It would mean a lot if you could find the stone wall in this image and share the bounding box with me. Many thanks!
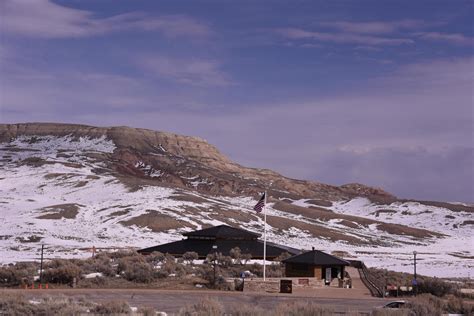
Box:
[242,277,326,293]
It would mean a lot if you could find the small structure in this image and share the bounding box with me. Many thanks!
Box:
[282,249,349,285]
[138,225,299,259]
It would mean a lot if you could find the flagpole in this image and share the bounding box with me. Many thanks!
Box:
[263,191,267,282]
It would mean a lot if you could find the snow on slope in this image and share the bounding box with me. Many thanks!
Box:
[292,198,473,277]
[1,135,473,277]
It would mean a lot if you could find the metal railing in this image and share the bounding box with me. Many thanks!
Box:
[348,260,384,297]
[359,262,384,297]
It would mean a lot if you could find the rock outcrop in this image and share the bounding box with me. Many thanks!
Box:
[0,122,396,201]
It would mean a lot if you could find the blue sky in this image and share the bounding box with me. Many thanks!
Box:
[1,0,473,202]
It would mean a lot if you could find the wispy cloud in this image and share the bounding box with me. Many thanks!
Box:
[276,28,413,46]
[137,55,232,87]
[320,20,424,34]
[1,0,211,39]
[414,32,473,45]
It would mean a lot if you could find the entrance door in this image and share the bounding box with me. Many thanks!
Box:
[325,267,332,284]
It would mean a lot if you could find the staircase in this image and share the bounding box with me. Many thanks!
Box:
[346,260,384,297]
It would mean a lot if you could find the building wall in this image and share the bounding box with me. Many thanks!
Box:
[285,263,346,281]
[285,263,315,277]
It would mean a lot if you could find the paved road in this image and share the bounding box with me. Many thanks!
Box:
[4,289,392,314]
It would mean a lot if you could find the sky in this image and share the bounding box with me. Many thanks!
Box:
[0,0,473,202]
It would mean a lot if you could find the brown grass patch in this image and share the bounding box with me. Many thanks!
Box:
[272,201,337,221]
[109,210,130,217]
[371,209,397,217]
[37,203,82,220]
[74,181,88,188]
[449,252,474,259]
[15,235,43,243]
[273,200,440,239]
[376,223,441,238]
[20,157,55,167]
[86,175,100,180]
[120,210,194,231]
[306,199,333,207]
[408,200,474,213]
[338,220,361,229]
[61,162,83,168]
[266,215,366,245]
[43,173,79,180]
[172,193,210,204]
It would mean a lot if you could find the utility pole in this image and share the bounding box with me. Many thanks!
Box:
[212,245,217,288]
[413,251,417,296]
[39,244,44,284]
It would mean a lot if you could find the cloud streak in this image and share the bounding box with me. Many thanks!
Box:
[1,0,211,39]
[137,55,232,87]
[414,32,473,45]
[276,27,414,46]
[320,20,424,34]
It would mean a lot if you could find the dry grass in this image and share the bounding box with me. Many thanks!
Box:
[272,200,441,240]
[305,199,333,207]
[172,193,210,204]
[37,203,81,220]
[266,214,366,245]
[0,293,161,315]
[120,210,193,232]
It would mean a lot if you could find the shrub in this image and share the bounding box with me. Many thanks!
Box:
[217,254,233,268]
[145,251,165,266]
[109,249,137,260]
[137,306,157,316]
[274,301,335,316]
[371,309,410,316]
[178,297,223,316]
[274,252,292,262]
[195,264,214,283]
[91,300,131,314]
[183,251,199,265]
[0,293,38,315]
[241,253,252,265]
[42,259,81,284]
[0,263,36,286]
[117,252,146,274]
[249,262,263,277]
[230,247,242,265]
[445,295,473,314]
[0,293,89,315]
[77,276,107,288]
[417,277,454,297]
[406,300,442,315]
[227,303,267,315]
[156,254,186,278]
[123,261,154,283]
[81,255,115,277]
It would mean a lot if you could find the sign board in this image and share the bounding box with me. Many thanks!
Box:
[298,279,309,285]
[412,279,417,285]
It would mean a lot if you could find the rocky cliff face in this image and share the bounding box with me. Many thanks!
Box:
[0,123,395,201]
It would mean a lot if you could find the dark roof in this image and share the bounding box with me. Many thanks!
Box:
[138,238,299,259]
[282,250,350,266]
[182,225,260,240]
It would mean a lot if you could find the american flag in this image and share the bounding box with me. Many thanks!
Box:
[253,192,266,213]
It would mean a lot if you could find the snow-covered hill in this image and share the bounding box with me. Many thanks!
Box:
[1,123,472,278]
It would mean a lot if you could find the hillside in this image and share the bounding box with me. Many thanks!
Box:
[0,123,472,277]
